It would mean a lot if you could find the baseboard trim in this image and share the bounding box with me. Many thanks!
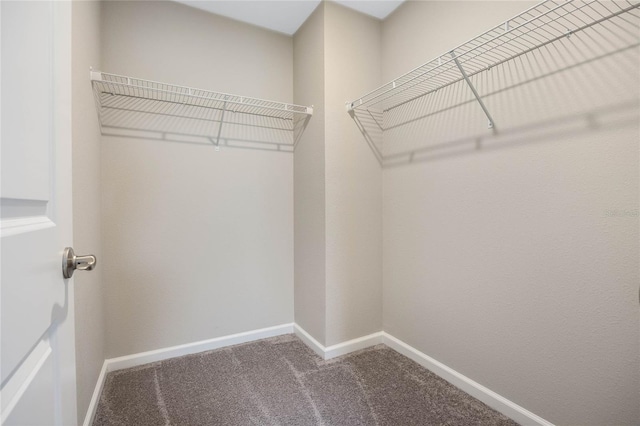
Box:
[106,323,294,373]
[294,324,383,360]
[82,323,294,425]
[325,332,384,359]
[382,333,553,426]
[293,324,325,358]
[83,324,551,426]
[82,360,108,426]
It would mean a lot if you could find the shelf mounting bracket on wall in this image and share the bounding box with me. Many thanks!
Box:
[450,50,496,131]
[215,96,228,151]
[367,109,383,131]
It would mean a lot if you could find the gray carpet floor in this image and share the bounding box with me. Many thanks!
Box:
[94,334,518,425]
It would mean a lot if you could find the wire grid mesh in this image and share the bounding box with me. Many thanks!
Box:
[349,0,640,114]
[347,0,640,165]
[92,72,312,150]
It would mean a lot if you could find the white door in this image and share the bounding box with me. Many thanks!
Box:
[1,1,78,425]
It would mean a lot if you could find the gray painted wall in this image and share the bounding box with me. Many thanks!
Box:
[381,2,639,424]
[293,4,327,345]
[71,1,104,422]
[74,2,638,423]
[323,2,382,346]
[101,0,295,357]
[293,2,382,346]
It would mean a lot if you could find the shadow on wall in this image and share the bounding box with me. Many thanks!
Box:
[351,7,640,168]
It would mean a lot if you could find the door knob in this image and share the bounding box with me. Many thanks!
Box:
[62,247,97,279]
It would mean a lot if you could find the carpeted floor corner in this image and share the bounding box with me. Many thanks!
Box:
[93,334,518,425]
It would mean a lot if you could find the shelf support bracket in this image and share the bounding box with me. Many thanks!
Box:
[215,97,228,151]
[450,51,496,131]
[367,109,384,131]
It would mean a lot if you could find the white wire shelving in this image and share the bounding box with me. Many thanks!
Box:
[347,0,640,131]
[91,71,313,152]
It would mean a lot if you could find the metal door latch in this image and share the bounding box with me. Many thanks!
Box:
[62,247,97,279]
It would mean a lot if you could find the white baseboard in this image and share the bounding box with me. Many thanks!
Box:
[294,324,383,360]
[325,332,383,359]
[293,324,325,358]
[82,360,108,426]
[382,333,553,426]
[106,323,294,372]
[82,323,294,425]
[83,323,551,426]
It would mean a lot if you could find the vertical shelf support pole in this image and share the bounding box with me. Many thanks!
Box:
[450,51,495,130]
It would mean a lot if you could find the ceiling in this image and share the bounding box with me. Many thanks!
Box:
[175,1,405,35]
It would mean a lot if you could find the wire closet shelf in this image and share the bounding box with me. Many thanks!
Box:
[91,71,313,151]
[346,0,640,128]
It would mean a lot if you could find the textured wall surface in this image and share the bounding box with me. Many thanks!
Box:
[87,3,638,424]
[293,4,327,345]
[101,0,294,357]
[323,2,383,346]
[71,0,105,422]
[381,2,639,424]
[293,2,382,346]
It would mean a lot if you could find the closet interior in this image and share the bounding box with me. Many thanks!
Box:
[69,0,640,425]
